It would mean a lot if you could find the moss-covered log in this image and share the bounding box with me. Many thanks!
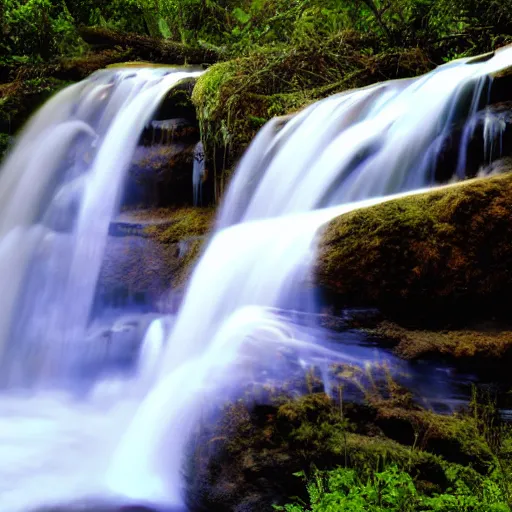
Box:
[316,172,512,324]
[78,27,219,65]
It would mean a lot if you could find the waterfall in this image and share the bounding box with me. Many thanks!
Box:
[0,46,511,511]
[0,67,202,384]
[107,47,512,506]
[0,66,202,511]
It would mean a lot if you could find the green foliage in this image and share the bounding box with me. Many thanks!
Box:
[64,0,146,33]
[2,0,511,68]
[0,133,12,162]
[276,463,511,512]
[94,0,512,58]
[275,391,512,512]
[0,0,80,63]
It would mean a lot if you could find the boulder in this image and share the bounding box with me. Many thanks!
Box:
[316,171,512,325]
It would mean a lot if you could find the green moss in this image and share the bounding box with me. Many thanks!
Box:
[374,406,492,467]
[195,391,505,511]
[316,173,512,323]
[192,37,432,196]
[367,320,512,360]
[139,207,214,287]
[188,370,512,511]
[0,77,72,134]
[100,208,213,295]
[141,207,214,244]
[192,60,239,149]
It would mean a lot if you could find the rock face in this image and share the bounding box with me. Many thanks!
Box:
[122,76,215,208]
[97,208,214,308]
[316,171,512,324]
[433,102,512,182]
[123,143,198,207]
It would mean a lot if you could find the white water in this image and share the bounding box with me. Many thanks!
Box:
[0,67,202,384]
[108,46,512,506]
[0,66,202,510]
[0,47,511,511]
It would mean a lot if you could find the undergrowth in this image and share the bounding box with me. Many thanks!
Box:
[275,463,510,512]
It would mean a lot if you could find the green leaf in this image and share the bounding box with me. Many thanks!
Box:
[158,16,171,38]
[232,7,251,25]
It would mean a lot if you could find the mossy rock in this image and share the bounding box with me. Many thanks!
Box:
[189,392,496,511]
[98,207,213,304]
[366,320,512,365]
[373,406,491,468]
[316,172,512,324]
[0,77,72,134]
[191,35,432,193]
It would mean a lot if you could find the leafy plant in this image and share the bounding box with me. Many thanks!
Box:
[275,463,511,512]
[1,0,80,63]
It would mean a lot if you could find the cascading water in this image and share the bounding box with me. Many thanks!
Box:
[0,46,512,512]
[0,66,203,386]
[107,47,512,506]
[0,66,203,510]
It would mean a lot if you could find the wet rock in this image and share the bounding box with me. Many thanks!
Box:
[359,318,512,383]
[98,208,213,306]
[140,119,198,147]
[433,102,512,182]
[123,143,198,208]
[368,320,512,360]
[97,234,179,305]
[154,77,198,122]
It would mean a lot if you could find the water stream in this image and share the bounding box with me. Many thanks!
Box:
[0,48,512,511]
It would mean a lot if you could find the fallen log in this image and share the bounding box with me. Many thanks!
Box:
[78,26,219,65]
